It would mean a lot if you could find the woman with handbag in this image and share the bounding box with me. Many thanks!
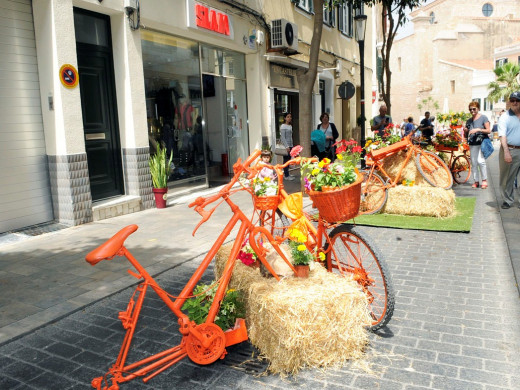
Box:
[464,101,491,189]
[280,112,294,180]
[317,113,339,160]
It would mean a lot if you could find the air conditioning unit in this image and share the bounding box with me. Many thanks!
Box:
[270,19,298,51]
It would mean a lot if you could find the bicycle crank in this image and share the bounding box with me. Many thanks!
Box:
[185,323,227,365]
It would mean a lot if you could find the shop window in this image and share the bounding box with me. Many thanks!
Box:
[141,31,204,183]
[429,12,435,24]
[482,3,493,17]
[450,80,455,94]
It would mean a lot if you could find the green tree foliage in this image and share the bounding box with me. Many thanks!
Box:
[417,96,440,113]
[487,62,520,103]
[297,0,425,155]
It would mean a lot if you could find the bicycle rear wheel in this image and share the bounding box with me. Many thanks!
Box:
[324,225,394,331]
[415,150,453,189]
[359,170,388,215]
[451,155,471,184]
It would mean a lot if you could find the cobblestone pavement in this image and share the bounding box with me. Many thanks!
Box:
[1,152,520,389]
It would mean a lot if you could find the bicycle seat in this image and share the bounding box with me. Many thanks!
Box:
[86,225,138,265]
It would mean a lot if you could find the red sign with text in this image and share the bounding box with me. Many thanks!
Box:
[195,4,230,36]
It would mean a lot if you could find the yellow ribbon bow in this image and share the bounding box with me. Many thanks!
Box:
[278,192,310,243]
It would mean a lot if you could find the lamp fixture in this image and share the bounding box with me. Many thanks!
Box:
[124,0,140,30]
[354,14,367,42]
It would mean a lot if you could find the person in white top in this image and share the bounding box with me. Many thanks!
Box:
[280,112,294,180]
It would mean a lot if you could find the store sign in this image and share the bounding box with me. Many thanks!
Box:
[269,64,299,90]
[187,0,234,39]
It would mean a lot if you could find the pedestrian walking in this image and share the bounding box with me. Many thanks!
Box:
[498,92,520,209]
[464,101,491,189]
[316,112,339,160]
[280,112,295,180]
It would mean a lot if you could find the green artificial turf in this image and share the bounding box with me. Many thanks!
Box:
[346,197,476,232]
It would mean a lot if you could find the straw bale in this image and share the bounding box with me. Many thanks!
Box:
[381,151,429,186]
[215,243,371,375]
[382,186,455,217]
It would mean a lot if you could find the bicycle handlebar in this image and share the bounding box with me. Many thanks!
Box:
[188,150,262,233]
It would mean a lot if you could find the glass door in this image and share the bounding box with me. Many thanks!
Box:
[201,45,248,181]
[225,78,248,174]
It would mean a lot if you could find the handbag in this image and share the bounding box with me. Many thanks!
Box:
[481,137,494,159]
[468,132,485,145]
[274,140,288,156]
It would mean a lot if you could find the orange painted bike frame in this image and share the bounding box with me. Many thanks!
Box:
[86,150,361,389]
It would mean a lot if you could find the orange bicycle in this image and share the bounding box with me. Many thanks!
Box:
[360,135,453,214]
[433,133,471,184]
[85,150,394,389]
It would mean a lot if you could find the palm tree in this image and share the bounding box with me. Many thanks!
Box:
[487,62,520,103]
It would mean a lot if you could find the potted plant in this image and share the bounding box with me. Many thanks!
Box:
[149,143,173,208]
[288,239,313,278]
[181,283,246,331]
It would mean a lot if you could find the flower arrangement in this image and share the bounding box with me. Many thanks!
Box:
[237,238,258,266]
[289,240,313,265]
[436,111,471,127]
[286,226,325,264]
[182,284,245,331]
[433,129,460,147]
[300,140,361,192]
[251,176,278,197]
[364,133,401,153]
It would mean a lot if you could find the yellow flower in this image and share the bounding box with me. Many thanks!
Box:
[318,252,326,261]
[312,168,320,175]
[297,244,306,251]
[227,289,236,294]
[336,154,343,160]
[323,158,331,164]
[318,160,325,168]
[265,177,270,182]
[365,140,372,147]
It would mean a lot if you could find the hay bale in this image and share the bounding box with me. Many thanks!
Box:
[381,151,429,186]
[382,186,455,217]
[215,244,371,375]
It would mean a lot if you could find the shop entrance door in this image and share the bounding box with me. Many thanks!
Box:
[203,75,249,184]
[274,90,300,146]
[75,9,123,201]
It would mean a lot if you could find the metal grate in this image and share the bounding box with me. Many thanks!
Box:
[1,221,69,237]
[219,342,269,374]
[271,19,282,47]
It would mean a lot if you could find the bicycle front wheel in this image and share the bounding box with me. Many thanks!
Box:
[359,170,388,215]
[415,150,453,189]
[324,225,394,331]
[451,155,471,184]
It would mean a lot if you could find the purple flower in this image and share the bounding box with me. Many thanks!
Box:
[304,177,311,191]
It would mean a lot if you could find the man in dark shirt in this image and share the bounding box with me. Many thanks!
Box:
[418,111,434,143]
[371,105,392,136]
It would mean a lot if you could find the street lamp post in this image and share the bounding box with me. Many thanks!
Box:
[354,14,367,168]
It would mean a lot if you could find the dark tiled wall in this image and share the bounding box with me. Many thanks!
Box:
[122,147,154,210]
[48,154,92,226]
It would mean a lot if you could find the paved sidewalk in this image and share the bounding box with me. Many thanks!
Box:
[1,151,520,389]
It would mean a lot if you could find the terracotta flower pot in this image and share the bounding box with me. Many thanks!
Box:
[294,264,310,278]
[152,187,168,208]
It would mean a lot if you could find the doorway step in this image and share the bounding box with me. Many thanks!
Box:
[92,195,142,221]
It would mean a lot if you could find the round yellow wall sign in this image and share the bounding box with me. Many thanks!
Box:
[59,64,79,88]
